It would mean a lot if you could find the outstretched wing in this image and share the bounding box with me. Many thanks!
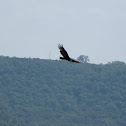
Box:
[58,44,70,59]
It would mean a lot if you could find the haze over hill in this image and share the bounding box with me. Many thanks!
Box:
[0,56,126,126]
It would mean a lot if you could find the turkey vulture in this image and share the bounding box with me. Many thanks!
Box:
[58,44,80,63]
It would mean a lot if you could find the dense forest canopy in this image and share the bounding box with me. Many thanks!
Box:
[0,56,126,126]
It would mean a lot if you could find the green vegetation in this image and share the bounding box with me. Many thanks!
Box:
[0,56,126,126]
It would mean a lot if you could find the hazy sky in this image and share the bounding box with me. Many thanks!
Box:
[0,0,126,64]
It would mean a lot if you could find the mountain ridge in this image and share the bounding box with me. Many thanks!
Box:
[0,56,126,126]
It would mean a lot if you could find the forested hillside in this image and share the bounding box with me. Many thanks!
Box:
[0,56,126,126]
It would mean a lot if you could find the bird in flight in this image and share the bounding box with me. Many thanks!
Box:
[58,44,80,63]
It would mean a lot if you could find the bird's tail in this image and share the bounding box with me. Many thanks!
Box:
[71,59,80,63]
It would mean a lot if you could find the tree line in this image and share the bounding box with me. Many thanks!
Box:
[0,56,126,126]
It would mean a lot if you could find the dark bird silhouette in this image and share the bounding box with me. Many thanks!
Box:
[58,44,80,63]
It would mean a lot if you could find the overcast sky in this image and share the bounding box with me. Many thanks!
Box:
[0,0,126,64]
